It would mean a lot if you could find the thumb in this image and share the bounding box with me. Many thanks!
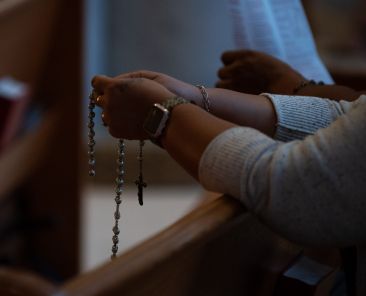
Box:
[91,75,115,94]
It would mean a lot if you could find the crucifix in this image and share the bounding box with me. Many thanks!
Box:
[135,140,147,206]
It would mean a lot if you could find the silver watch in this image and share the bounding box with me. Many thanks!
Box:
[143,96,189,140]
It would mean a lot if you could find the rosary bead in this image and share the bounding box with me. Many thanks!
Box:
[116,169,125,176]
[112,235,119,244]
[115,177,124,185]
[88,170,96,177]
[111,245,118,254]
[88,159,96,166]
[114,211,120,220]
[115,197,122,204]
[113,226,120,235]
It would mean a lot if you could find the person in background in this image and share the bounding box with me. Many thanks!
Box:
[216,49,365,101]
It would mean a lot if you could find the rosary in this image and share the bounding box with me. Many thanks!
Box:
[87,84,208,259]
[88,90,146,259]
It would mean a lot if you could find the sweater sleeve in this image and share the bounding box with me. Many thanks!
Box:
[262,93,366,141]
[199,95,366,246]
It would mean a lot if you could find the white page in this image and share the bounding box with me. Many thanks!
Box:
[227,0,333,83]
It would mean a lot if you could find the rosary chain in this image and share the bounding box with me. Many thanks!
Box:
[135,140,147,206]
[88,92,97,176]
[88,89,146,261]
[111,139,125,259]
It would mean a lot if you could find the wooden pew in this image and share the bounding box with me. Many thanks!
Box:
[0,195,340,296]
[0,0,82,279]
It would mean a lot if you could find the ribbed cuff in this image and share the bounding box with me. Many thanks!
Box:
[262,93,338,142]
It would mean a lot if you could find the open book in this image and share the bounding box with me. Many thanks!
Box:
[227,0,334,84]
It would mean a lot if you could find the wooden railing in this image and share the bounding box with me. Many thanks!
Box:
[0,195,341,296]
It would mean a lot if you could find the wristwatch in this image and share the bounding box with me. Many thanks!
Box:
[143,96,190,142]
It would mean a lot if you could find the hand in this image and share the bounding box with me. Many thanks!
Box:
[114,70,204,106]
[216,50,305,94]
[91,75,175,140]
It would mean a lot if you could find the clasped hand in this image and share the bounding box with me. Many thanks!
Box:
[216,50,304,94]
[91,71,204,140]
[91,76,172,139]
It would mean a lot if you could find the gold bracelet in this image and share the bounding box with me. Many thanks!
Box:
[293,79,324,94]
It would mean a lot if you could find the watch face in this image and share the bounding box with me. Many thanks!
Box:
[143,104,169,138]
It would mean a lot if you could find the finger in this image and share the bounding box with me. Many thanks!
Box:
[217,66,232,79]
[91,75,115,94]
[217,62,241,79]
[215,79,233,89]
[221,49,252,65]
[114,70,159,80]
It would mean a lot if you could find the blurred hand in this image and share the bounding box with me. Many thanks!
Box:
[91,75,175,139]
[216,50,305,94]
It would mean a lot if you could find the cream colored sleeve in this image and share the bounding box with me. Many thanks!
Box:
[262,93,366,141]
[199,95,366,246]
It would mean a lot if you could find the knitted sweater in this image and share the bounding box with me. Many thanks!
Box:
[199,94,366,295]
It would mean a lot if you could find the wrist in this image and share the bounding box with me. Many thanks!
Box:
[293,79,324,95]
[271,75,305,95]
[143,96,190,147]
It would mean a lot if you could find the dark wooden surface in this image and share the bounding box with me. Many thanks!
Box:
[0,267,55,296]
[0,195,340,295]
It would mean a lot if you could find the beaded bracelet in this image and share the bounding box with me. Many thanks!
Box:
[293,79,324,94]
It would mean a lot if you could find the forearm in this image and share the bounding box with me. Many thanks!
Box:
[195,88,277,137]
[295,84,362,101]
[199,101,366,246]
[161,103,236,180]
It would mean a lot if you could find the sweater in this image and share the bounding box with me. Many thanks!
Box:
[199,94,366,295]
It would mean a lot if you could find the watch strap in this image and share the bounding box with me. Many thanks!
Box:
[160,96,190,112]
